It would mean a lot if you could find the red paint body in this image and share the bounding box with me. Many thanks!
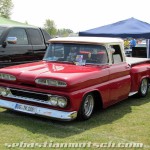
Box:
[0,37,150,120]
[0,59,149,113]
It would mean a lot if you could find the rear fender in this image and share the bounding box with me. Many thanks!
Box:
[130,65,150,92]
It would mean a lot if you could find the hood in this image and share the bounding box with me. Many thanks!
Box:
[0,61,108,90]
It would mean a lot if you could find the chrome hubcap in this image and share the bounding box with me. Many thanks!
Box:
[84,95,94,117]
[141,79,148,94]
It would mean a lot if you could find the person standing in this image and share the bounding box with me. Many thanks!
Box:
[130,38,136,48]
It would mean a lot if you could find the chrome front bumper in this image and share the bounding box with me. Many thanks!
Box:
[0,99,77,121]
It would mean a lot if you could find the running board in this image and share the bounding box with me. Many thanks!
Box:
[129,91,138,96]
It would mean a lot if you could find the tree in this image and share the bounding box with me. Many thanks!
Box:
[57,28,73,37]
[44,19,75,37]
[44,19,57,37]
[0,0,13,19]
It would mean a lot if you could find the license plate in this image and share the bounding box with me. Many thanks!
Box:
[15,103,37,114]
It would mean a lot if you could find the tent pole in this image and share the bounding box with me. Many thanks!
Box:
[146,39,150,58]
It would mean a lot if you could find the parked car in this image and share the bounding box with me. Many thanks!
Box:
[0,24,51,68]
[0,37,150,121]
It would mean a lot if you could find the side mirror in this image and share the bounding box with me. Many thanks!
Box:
[6,37,17,44]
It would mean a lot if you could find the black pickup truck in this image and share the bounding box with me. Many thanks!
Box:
[0,25,51,68]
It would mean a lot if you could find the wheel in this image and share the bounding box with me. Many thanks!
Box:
[77,93,95,120]
[137,78,149,97]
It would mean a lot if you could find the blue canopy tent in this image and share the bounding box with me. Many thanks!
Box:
[79,18,150,38]
[79,18,150,57]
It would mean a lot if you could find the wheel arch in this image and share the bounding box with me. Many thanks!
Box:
[137,77,149,97]
[77,89,103,120]
[82,90,103,110]
[131,73,149,92]
[138,76,149,89]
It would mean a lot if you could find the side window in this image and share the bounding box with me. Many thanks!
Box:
[7,28,28,45]
[27,29,44,45]
[41,29,51,42]
[111,45,123,64]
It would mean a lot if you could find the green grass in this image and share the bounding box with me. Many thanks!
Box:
[0,92,150,150]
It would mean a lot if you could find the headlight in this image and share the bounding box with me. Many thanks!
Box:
[0,73,16,81]
[57,97,67,108]
[35,78,67,87]
[48,95,68,108]
[49,96,58,106]
[0,87,11,96]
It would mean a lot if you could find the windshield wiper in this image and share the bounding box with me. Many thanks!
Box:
[60,60,76,65]
[43,59,76,64]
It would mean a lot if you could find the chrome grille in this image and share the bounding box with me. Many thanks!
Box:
[11,89,48,101]
[6,88,52,105]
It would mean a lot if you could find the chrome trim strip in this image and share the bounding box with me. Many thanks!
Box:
[129,91,138,96]
[0,99,77,121]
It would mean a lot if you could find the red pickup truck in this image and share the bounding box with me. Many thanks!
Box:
[0,37,149,121]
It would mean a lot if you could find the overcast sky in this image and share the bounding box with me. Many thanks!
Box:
[11,0,150,32]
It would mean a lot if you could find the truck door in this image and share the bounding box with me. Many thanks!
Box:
[108,45,131,104]
[26,28,47,60]
[0,27,33,67]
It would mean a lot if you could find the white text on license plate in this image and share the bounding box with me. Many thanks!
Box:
[15,104,37,114]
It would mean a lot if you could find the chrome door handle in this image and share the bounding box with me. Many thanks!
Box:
[125,66,130,69]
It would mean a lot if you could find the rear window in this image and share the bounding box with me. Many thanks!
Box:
[41,29,51,42]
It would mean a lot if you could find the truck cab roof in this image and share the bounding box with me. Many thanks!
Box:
[49,37,124,45]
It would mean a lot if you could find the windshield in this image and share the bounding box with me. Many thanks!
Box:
[0,27,7,37]
[43,43,108,65]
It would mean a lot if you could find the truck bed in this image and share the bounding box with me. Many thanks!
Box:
[126,57,150,66]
